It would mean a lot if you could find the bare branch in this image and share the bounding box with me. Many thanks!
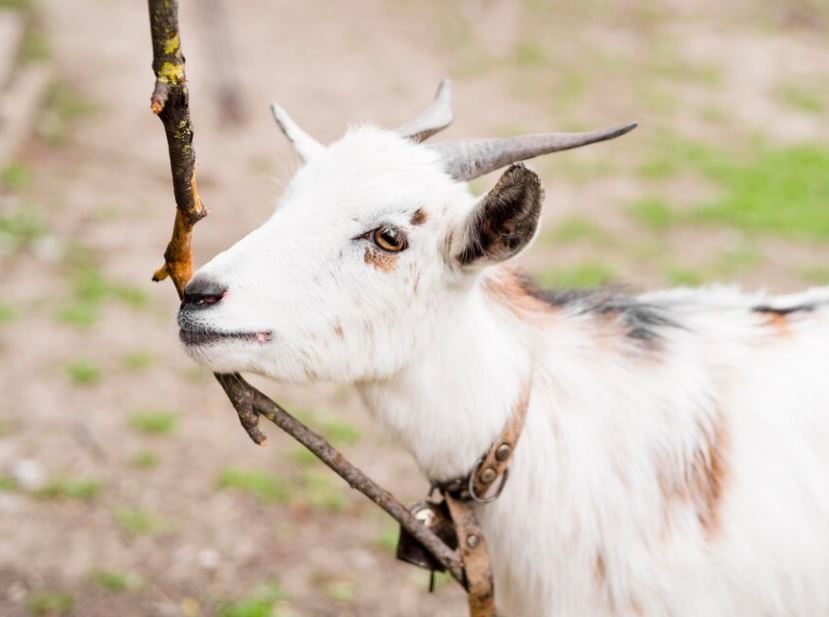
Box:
[147,0,465,589]
[215,373,465,583]
[148,0,207,296]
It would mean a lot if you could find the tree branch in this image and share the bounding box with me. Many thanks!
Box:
[147,0,464,587]
[148,0,207,296]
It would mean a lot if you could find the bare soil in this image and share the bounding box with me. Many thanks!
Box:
[1,1,828,615]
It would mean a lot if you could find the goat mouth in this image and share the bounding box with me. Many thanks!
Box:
[179,328,273,347]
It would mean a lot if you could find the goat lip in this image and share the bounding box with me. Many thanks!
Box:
[179,328,273,347]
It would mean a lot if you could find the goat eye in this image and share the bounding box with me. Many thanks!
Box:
[373,224,407,252]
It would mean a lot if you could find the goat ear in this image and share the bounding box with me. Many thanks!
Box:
[454,164,544,267]
[270,104,325,162]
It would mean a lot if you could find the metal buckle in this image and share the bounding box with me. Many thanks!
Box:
[468,467,509,504]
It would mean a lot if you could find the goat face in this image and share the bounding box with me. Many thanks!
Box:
[177,81,633,383]
[180,127,480,382]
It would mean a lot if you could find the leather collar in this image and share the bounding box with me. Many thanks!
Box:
[434,377,532,503]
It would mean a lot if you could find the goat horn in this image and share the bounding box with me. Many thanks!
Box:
[430,122,638,181]
[270,103,325,163]
[396,79,454,144]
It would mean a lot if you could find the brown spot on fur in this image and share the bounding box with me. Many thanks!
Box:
[334,322,343,338]
[363,247,398,273]
[765,311,791,336]
[410,208,427,226]
[695,417,728,535]
[659,412,728,539]
[482,268,556,317]
[594,551,607,585]
[753,304,817,337]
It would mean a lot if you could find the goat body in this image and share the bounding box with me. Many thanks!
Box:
[177,84,829,616]
[362,272,829,616]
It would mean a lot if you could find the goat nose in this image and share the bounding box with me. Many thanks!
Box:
[182,278,227,310]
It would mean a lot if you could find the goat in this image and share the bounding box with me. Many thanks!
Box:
[177,81,829,617]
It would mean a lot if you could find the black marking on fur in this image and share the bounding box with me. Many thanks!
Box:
[594,299,682,342]
[517,272,683,344]
[457,164,543,266]
[751,304,816,316]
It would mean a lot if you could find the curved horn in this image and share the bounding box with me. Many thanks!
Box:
[396,79,454,144]
[270,103,325,162]
[430,122,638,181]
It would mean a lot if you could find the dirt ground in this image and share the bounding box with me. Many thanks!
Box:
[1,1,828,615]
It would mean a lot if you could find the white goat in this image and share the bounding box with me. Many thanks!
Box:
[178,81,829,617]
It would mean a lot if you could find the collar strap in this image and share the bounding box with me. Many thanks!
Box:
[436,377,532,503]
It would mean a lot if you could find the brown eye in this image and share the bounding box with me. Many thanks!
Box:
[373,224,408,252]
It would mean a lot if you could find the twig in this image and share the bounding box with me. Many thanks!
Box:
[146,0,464,587]
[148,0,207,296]
[215,373,465,582]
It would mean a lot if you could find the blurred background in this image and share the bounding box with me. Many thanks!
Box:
[1,0,828,615]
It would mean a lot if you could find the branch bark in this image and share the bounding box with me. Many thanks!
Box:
[146,0,464,588]
[148,0,207,296]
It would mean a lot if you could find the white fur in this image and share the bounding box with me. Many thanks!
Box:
[183,126,829,616]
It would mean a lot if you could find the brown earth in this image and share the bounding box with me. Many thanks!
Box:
[1,0,828,615]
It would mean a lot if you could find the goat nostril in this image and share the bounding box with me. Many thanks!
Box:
[182,278,227,310]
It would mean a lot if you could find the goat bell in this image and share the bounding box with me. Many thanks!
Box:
[396,499,458,572]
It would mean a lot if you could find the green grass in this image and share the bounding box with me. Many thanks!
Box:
[21,28,50,63]
[711,242,762,276]
[662,265,706,286]
[0,419,14,437]
[91,570,142,592]
[130,450,160,470]
[40,82,96,145]
[691,145,829,239]
[628,197,678,231]
[0,205,47,253]
[422,571,454,592]
[113,507,171,536]
[544,215,610,244]
[120,350,155,372]
[56,268,149,330]
[293,410,361,446]
[217,468,292,504]
[0,0,33,9]
[72,268,150,309]
[325,581,355,605]
[637,133,717,180]
[35,477,102,501]
[26,592,73,616]
[376,522,399,553]
[128,410,178,436]
[536,262,615,289]
[218,582,284,617]
[1,162,30,191]
[553,71,590,111]
[0,475,18,491]
[513,42,547,67]
[776,82,825,114]
[288,447,319,468]
[299,472,348,512]
[56,302,99,328]
[65,360,101,386]
[0,303,17,323]
[640,135,829,240]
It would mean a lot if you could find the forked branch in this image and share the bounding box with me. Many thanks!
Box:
[146,0,464,587]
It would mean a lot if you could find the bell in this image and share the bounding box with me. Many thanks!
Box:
[396,499,458,572]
